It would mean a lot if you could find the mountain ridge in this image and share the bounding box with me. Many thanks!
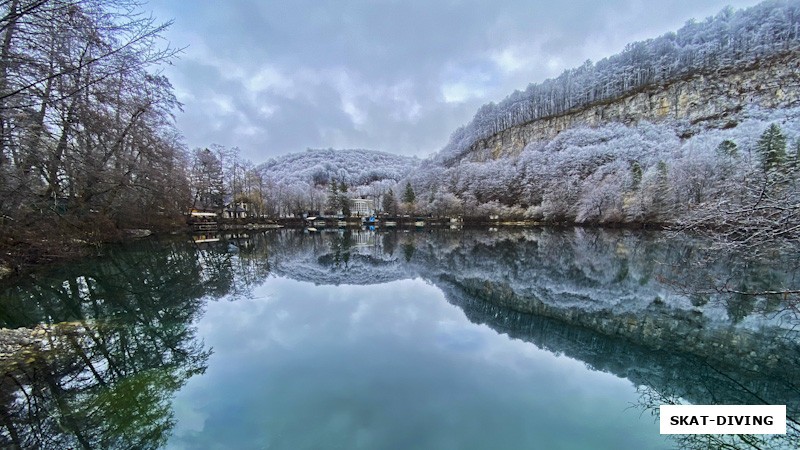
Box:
[258,147,419,187]
[435,0,800,165]
[449,47,800,165]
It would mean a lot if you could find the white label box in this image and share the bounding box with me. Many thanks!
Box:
[660,405,786,434]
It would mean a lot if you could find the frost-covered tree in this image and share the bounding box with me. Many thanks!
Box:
[437,0,800,165]
[717,139,739,157]
[191,149,225,210]
[382,188,398,216]
[757,123,788,173]
[326,178,339,214]
[402,182,416,204]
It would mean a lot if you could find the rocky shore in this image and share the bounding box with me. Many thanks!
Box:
[0,323,87,371]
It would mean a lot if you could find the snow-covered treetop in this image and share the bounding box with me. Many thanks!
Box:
[437,0,800,164]
[258,148,419,187]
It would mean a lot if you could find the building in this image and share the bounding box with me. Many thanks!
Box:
[350,198,374,217]
[189,200,218,220]
[225,201,250,219]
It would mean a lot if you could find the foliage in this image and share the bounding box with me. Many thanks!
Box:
[437,0,800,164]
[716,139,738,157]
[756,123,788,173]
[0,0,187,264]
[382,188,397,216]
[253,148,418,217]
[402,182,416,204]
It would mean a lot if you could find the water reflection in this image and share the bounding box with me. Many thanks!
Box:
[168,278,667,449]
[0,239,224,448]
[263,228,800,449]
[0,229,797,449]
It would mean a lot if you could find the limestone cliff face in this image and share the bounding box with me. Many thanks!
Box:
[440,275,796,380]
[463,51,800,163]
[439,278,800,410]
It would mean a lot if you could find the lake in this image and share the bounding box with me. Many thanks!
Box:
[1,228,798,449]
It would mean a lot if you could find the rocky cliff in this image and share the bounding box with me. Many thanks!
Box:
[461,49,800,163]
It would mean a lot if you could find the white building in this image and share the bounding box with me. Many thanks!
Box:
[350,198,374,216]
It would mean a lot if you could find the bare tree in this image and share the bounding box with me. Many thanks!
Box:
[0,0,186,263]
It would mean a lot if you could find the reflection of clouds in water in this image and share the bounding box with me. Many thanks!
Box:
[167,275,666,449]
[434,320,486,352]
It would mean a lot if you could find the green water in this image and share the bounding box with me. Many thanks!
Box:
[1,228,798,449]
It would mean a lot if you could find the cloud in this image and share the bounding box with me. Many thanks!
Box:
[153,0,762,162]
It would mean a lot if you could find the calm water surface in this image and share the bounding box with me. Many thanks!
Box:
[168,278,661,449]
[1,228,798,449]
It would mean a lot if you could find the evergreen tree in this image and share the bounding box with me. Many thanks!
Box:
[630,161,643,190]
[402,182,416,204]
[382,189,398,215]
[326,178,339,214]
[340,193,351,217]
[716,139,738,157]
[192,149,226,209]
[337,179,350,216]
[756,124,787,173]
[716,140,738,180]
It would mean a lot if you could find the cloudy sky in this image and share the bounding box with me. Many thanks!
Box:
[151,0,760,163]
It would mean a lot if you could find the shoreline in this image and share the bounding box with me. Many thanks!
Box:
[0,216,771,282]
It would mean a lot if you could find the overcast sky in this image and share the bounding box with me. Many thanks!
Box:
[151,0,761,163]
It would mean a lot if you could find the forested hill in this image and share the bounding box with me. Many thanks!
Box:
[437,0,800,165]
[258,148,418,187]
[399,0,800,234]
[3,0,800,270]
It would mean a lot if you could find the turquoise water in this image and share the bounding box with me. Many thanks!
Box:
[1,228,797,449]
[167,277,665,449]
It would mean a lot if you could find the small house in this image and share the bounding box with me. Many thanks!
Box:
[225,201,250,219]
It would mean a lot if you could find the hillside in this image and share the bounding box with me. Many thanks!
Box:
[398,0,800,232]
[246,148,420,217]
[437,0,800,165]
[258,148,419,187]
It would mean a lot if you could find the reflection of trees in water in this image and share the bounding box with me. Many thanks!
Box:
[223,232,272,298]
[440,275,800,450]
[402,243,415,262]
[260,227,800,334]
[0,237,261,448]
[637,384,800,450]
[321,230,352,269]
[238,228,800,450]
[656,232,800,324]
[285,227,800,450]
[1,328,208,449]
[2,228,796,448]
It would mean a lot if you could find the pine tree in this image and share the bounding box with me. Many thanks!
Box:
[756,124,787,173]
[716,139,738,157]
[402,182,416,204]
[382,189,397,216]
[192,148,226,210]
[337,180,350,217]
[326,178,339,214]
[340,193,351,217]
[630,161,643,190]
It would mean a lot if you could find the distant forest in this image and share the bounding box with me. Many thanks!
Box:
[2,0,800,267]
[438,0,800,163]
